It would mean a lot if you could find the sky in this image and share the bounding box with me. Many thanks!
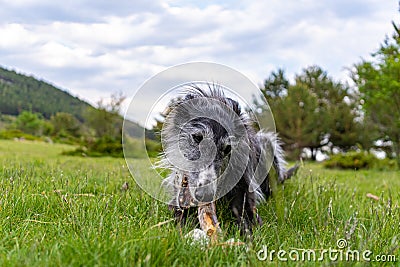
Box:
[0,0,398,126]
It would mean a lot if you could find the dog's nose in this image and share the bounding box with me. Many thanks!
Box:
[194,186,214,203]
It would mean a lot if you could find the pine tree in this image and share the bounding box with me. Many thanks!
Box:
[353,20,400,167]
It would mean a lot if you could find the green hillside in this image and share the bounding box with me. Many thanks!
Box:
[0,66,93,121]
[0,66,145,139]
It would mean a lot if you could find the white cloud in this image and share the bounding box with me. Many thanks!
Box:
[0,23,39,49]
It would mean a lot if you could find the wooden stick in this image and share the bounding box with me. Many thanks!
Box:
[198,202,221,243]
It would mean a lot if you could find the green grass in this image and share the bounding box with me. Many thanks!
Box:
[0,140,399,266]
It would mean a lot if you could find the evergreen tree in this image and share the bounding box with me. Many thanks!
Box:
[50,112,81,138]
[14,111,43,136]
[353,21,400,167]
[261,66,361,160]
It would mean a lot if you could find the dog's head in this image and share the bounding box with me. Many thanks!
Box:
[161,86,252,205]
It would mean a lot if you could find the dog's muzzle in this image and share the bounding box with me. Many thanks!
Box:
[193,164,217,203]
[178,164,217,207]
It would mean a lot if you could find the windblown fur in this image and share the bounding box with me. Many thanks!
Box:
[160,85,298,236]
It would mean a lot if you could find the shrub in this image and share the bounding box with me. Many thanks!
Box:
[90,136,123,157]
[0,129,40,141]
[323,151,397,170]
[62,135,123,158]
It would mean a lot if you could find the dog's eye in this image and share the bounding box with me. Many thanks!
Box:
[192,133,203,143]
[224,144,231,155]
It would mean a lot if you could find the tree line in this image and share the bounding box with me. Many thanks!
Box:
[0,93,131,157]
[258,21,400,167]
[0,67,93,121]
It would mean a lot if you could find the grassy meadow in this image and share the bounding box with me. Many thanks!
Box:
[0,140,398,266]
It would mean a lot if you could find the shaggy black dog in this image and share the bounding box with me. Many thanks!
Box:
[161,85,298,236]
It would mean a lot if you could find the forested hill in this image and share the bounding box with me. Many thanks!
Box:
[0,66,93,121]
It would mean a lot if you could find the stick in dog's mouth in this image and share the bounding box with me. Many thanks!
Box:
[177,171,221,241]
[198,202,221,242]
